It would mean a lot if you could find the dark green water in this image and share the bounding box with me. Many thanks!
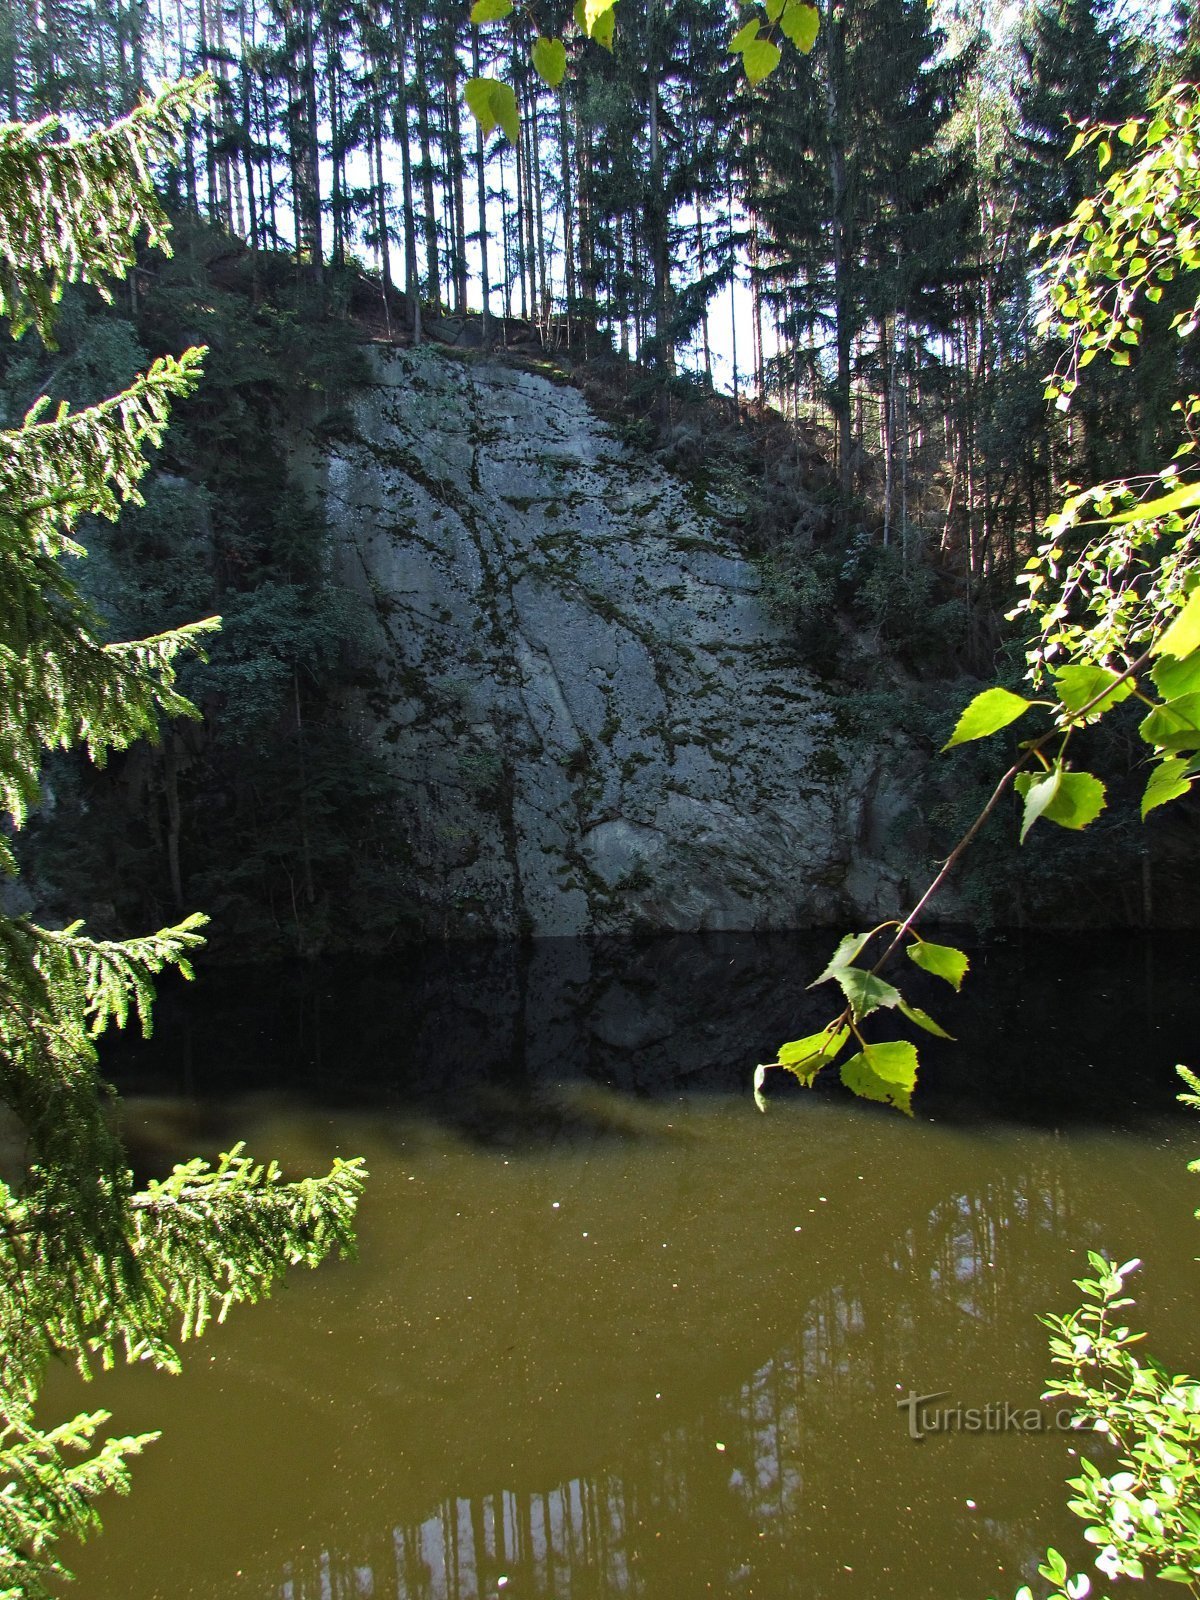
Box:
[50,933,1200,1600]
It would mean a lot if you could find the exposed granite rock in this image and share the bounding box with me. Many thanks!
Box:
[324,348,927,937]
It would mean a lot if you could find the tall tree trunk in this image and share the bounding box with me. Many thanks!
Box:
[558,91,575,319]
[299,0,323,281]
[824,8,853,522]
[446,40,469,313]
[391,8,423,344]
[416,28,440,306]
[472,35,491,344]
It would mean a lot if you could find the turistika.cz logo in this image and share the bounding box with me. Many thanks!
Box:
[897,1389,1078,1441]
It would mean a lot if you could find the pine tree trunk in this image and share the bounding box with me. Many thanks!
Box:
[472,35,491,345]
[391,9,422,345]
[446,43,468,313]
[416,29,440,307]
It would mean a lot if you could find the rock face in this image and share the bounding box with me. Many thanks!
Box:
[324,348,924,937]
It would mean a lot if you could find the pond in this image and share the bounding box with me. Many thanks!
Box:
[52,931,1200,1600]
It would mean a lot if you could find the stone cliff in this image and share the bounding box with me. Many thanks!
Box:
[323,348,929,938]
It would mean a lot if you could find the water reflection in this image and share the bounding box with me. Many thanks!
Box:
[107,928,1200,1127]
[65,933,1200,1600]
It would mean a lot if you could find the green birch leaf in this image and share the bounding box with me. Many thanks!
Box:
[833,967,901,1022]
[589,6,616,46]
[582,0,616,36]
[779,0,819,51]
[1141,756,1193,818]
[1052,663,1132,719]
[906,940,969,991]
[899,1000,954,1040]
[943,686,1033,749]
[763,0,785,20]
[1015,768,1106,835]
[1150,649,1200,701]
[531,36,567,87]
[811,929,874,986]
[1155,586,1200,659]
[464,76,501,136]
[1139,692,1200,751]
[728,19,760,52]
[470,0,513,20]
[490,81,520,143]
[1111,480,1200,525]
[840,1041,918,1115]
[776,1026,849,1083]
[741,36,781,82]
[1015,767,1060,841]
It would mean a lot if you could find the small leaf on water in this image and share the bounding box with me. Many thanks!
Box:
[943,686,1032,749]
[779,0,819,50]
[834,967,901,1022]
[906,939,969,991]
[1139,692,1200,752]
[741,36,781,82]
[840,1040,918,1115]
[1052,663,1132,719]
[470,0,513,20]
[1154,584,1200,659]
[899,999,954,1040]
[1141,755,1193,819]
[531,36,567,87]
[1015,768,1106,838]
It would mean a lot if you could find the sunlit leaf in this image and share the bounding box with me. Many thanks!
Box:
[1141,756,1193,819]
[531,36,567,87]
[833,966,901,1022]
[1015,768,1106,838]
[840,1040,918,1115]
[1139,692,1200,752]
[728,19,760,52]
[1052,663,1132,720]
[943,686,1033,749]
[589,6,616,47]
[464,76,501,137]
[906,940,969,991]
[779,0,819,52]
[1111,480,1200,526]
[776,1026,850,1083]
[742,37,781,82]
[581,0,616,37]
[470,0,513,22]
[1154,586,1200,660]
[1151,649,1200,700]
[899,1000,954,1040]
[811,929,874,986]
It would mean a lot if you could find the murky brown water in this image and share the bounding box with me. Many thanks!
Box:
[45,934,1200,1600]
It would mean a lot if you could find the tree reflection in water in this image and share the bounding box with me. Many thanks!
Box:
[77,930,1197,1600]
